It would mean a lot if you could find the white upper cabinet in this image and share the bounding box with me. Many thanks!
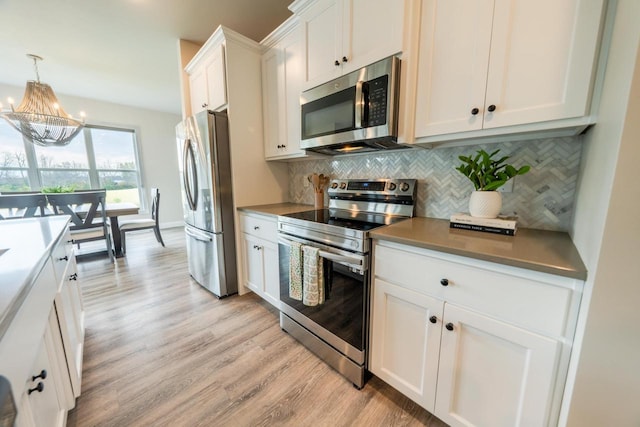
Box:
[291,0,404,89]
[187,43,227,113]
[411,0,606,142]
[261,19,310,160]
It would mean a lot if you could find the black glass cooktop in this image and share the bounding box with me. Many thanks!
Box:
[282,208,408,232]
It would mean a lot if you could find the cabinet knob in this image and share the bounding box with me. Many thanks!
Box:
[440,278,449,287]
[28,382,44,395]
[429,316,437,324]
[253,226,260,230]
[253,245,262,251]
[487,104,496,112]
[334,60,340,66]
[32,370,47,382]
[202,103,208,108]
[471,107,479,115]
[445,322,454,331]
[69,273,78,281]
[58,255,68,262]
[342,56,348,63]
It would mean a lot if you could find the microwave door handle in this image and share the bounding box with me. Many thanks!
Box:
[355,80,365,129]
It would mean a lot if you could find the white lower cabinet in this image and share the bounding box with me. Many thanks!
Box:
[239,212,280,308]
[370,240,582,427]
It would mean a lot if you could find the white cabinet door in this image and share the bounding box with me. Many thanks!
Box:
[54,256,84,398]
[414,0,493,137]
[302,0,343,85]
[369,278,443,412]
[262,240,281,309]
[483,0,604,129]
[436,304,560,427]
[189,65,208,114]
[281,27,305,157]
[241,233,265,296]
[413,0,605,138]
[342,0,404,74]
[204,44,227,111]
[262,46,284,159]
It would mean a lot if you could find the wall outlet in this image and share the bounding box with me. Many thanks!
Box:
[498,178,515,193]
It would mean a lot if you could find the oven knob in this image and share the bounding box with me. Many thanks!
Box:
[331,182,338,189]
[340,182,347,190]
[388,182,397,191]
[400,182,410,192]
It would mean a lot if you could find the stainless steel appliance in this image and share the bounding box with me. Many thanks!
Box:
[300,56,406,155]
[176,110,237,297]
[277,178,417,388]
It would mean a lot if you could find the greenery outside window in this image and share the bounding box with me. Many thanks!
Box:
[0,121,144,207]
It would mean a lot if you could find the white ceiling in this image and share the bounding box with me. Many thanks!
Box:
[0,0,292,115]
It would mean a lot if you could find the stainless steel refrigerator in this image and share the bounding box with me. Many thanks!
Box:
[176,110,237,297]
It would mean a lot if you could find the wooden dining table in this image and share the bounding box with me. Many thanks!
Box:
[103,203,139,258]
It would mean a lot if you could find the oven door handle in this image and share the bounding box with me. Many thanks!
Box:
[278,236,364,270]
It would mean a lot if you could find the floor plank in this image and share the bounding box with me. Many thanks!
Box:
[67,228,448,427]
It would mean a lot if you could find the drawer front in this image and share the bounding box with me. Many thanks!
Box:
[51,228,73,285]
[374,242,576,338]
[240,214,277,242]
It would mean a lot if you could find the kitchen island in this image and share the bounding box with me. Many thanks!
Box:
[0,216,84,426]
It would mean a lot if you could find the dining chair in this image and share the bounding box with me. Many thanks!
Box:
[46,190,114,262]
[0,193,48,219]
[119,188,165,254]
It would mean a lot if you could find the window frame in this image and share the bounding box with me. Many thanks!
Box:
[0,122,146,212]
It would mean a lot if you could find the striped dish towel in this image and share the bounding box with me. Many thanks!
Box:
[303,246,325,306]
[289,241,303,300]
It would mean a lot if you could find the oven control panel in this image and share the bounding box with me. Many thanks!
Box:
[328,178,416,196]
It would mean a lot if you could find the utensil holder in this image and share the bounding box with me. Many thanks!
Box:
[314,191,324,209]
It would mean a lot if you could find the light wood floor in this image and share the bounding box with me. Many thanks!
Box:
[67,227,448,427]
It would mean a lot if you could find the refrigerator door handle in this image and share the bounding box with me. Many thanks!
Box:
[183,138,198,211]
[185,226,213,242]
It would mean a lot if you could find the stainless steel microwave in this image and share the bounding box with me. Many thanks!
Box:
[300,56,406,155]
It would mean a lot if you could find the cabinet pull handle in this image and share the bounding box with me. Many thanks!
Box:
[67,239,73,244]
[342,56,348,63]
[31,370,47,382]
[429,316,437,324]
[487,104,496,112]
[334,60,340,66]
[445,323,454,331]
[28,382,44,395]
[471,107,479,115]
[69,273,78,281]
[440,278,449,287]
[58,255,68,262]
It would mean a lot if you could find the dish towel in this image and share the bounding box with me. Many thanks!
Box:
[303,245,325,306]
[289,241,303,300]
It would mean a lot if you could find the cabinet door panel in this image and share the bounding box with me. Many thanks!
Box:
[342,0,403,74]
[241,234,264,295]
[262,46,284,158]
[370,279,443,412]
[189,66,207,114]
[204,44,227,111]
[483,0,605,128]
[282,27,305,156]
[414,0,493,137]
[304,0,342,85]
[436,304,560,427]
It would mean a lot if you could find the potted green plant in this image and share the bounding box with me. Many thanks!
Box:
[456,149,530,218]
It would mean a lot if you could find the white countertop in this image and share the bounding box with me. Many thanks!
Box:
[0,216,70,339]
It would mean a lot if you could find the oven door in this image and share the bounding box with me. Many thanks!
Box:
[278,234,369,365]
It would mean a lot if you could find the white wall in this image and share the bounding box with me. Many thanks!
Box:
[566,0,640,425]
[0,82,184,227]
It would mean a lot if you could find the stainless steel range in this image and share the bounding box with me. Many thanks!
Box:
[277,178,417,388]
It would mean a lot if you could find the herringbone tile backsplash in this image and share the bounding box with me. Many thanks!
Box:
[288,136,583,231]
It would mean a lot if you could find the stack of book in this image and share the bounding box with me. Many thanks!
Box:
[449,213,518,236]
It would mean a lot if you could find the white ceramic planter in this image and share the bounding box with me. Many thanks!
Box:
[469,191,502,218]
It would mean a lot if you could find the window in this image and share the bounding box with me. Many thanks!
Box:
[0,121,144,207]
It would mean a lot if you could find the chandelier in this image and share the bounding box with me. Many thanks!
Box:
[0,54,85,146]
